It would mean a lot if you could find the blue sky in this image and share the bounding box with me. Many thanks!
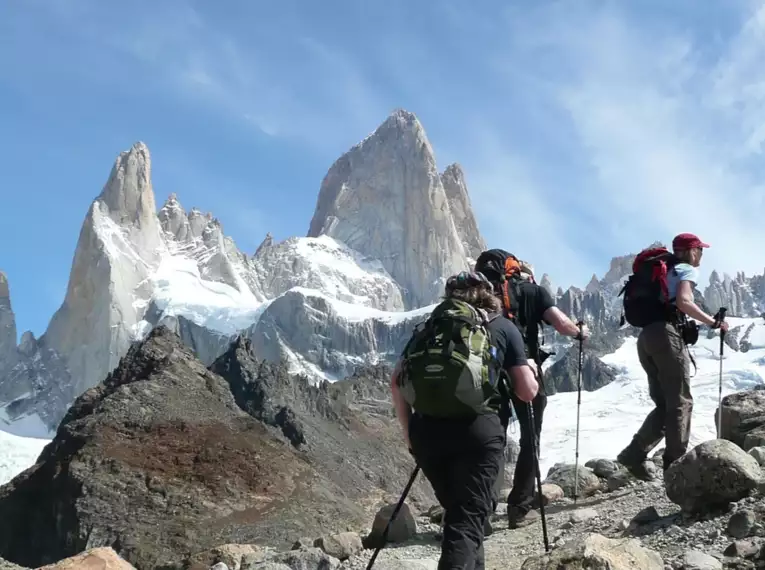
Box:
[2,0,765,340]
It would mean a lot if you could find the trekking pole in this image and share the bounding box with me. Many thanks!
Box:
[528,403,550,552]
[716,307,728,440]
[366,465,420,570]
[573,320,584,505]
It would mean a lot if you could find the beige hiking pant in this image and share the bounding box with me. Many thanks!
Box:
[633,320,693,467]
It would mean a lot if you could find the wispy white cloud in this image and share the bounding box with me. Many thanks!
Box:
[416,0,765,288]
[9,0,765,294]
[14,0,387,152]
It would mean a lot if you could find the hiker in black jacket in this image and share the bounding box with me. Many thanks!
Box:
[391,271,538,570]
[474,249,590,529]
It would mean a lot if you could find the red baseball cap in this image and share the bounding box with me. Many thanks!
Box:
[672,232,710,250]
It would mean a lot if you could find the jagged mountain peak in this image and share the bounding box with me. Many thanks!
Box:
[0,271,9,300]
[0,271,16,368]
[98,141,156,230]
[440,162,486,261]
[306,110,469,308]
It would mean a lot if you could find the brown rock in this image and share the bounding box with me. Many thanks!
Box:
[37,548,135,570]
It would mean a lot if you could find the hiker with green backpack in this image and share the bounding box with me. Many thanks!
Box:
[390,271,538,570]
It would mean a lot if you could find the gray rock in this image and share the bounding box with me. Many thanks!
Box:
[250,548,340,570]
[716,388,765,450]
[44,142,164,399]
[0,272,17,373]
[242,563,293,570]
[748,446,765,466]
[632,506,661,525]
[368,502,417,545]
[314,532,363,561]
[570,508,599,524]
[250,235,404,311]
[664,439,763,513]
[744,427,765,452]
[679,549,722,570]
[723,540,760,558]
[586,458,622,479]
[544,346,618,395]
[520,533,663,569]
[727,509,757,539]
[306,109,471,309]
[211,564,230,570]
[704,270,760,319]
[608,469,635,492]
[245,288,427,381]
[440,163,486,262]
[544,463,601,498]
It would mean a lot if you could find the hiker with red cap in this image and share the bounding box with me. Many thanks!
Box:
[616,233,729,479]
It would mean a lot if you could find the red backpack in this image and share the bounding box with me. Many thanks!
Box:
[618,247,678,327]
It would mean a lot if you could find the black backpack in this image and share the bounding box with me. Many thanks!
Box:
[618,246,679,327]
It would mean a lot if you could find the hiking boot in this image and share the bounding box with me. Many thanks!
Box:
[617,446,656,482]
[507,505,539,529]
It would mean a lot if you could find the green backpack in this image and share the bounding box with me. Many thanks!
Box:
[396,298,503,418]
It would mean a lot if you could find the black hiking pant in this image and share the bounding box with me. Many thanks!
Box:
[409,411,505,570]
[504,389,546,514]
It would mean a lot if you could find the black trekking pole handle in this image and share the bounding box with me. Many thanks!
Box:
[366,465,420,570]
[716,307,727,344]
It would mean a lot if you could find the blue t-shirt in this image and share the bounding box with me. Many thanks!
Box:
[666,263,700,302]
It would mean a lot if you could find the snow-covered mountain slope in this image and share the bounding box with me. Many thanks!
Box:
[5,317,763,490]
[537,316,765,477]
[1,106,764,451]
[0,110,479,437]
[0,429,48,486]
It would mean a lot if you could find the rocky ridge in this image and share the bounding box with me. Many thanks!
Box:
[3,386,765,570]
[0,326,434,569]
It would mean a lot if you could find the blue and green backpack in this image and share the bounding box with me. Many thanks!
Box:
[396,297,504,418]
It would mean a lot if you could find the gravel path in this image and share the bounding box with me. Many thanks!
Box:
[341,478,765,569]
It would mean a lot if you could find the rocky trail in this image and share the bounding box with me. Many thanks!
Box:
[1,326,765,570]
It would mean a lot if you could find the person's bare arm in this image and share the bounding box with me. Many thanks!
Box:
[390,361,412,448]
[508,363,539,402]
[543,306,588,338]
[676,281,725,328]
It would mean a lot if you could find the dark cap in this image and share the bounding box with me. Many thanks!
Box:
[672,232,710,250]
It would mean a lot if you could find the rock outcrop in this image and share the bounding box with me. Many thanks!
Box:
[664,439,763,513]
[520,533,663,570]
[42,142,165,398]
[245,289,431,381]
[0,272,17,372]
[0,327,432,569]
[440,163,486,261]
[705,270,763,318]
[543,349,618,396]
[306,109,471,308]
[249,235,405,311]
[717,386,765,451]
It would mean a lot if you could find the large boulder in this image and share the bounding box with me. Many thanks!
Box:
[0,327,431,569]
[664,439,763,513]
[520,533,663,569]
[716,387,765,450]
[544,463,601,498]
